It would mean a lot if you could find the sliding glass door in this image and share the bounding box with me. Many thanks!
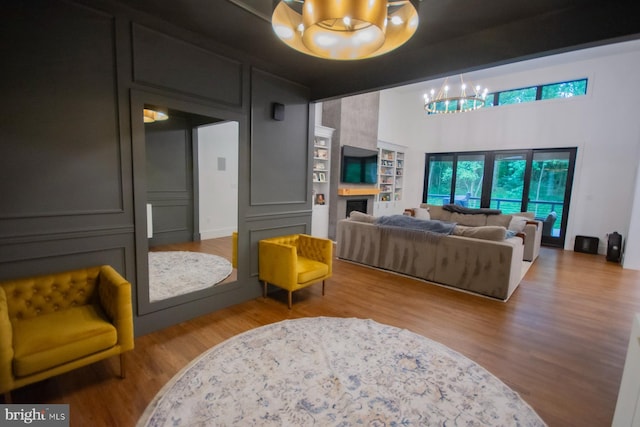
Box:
[425,154,453,205]
[455,154,485,208]
[527,150,575,246]
[423,148,576,248]
[489,152,528,214]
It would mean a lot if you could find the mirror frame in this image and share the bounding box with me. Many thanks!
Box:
[131,90,244,315]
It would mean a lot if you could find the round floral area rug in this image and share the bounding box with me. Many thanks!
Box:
[137,317,547,426]
[148,251,233,302]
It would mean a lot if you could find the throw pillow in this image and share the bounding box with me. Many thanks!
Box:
[453,225,507,241]
[508,216,529,233]
[486,214,512,228]
[349,211,376,223]
[413,207,431,220]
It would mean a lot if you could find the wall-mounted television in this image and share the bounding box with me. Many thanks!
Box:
[341,145,378,184]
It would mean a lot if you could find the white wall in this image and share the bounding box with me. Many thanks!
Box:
[379,40,640,268]
[625,160,640,269]
[198,121,238,239]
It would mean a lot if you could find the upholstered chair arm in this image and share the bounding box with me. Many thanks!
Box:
[298,235,333,275]
[259,241,298,287]
[97,266,134,352]
[0,287,14,394]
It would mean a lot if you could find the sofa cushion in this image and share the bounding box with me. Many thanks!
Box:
[450,212,487,227]
[514,212,535,220]
[486,214,512,228]
[421,204,452,222]
[349,211,376,223]
[453,225,507,241]
[297,257,330,284]
[12,305,117,377]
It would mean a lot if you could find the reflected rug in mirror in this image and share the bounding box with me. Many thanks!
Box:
[137,317,546,426]
[148,251,233,302]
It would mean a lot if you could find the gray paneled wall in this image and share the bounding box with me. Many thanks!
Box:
[145,116,194,246]
[247,69,313,278]
[0,0,312,336]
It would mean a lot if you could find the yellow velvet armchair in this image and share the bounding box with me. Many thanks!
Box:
[259,234,333,308]
[0,265,134,402]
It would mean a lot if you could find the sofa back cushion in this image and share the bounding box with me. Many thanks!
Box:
[515,212,535,219]
[450,212,487,227]
[486,214,512,228]
[349,211,376,223]
[420,204,452,222]
[453,225,507,241]
[0,267,101,321]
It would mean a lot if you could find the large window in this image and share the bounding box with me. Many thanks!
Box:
[423,148,577,247]
[484,78,588,109]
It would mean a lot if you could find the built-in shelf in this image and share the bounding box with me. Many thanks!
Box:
[312,125,334,238]
[377,144,404,203]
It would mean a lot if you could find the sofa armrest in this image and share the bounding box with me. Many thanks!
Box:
[259,240,298,287]
[523,221,543,262]
[298,235,333,275]
[98,266,134,352]
[0,287,15,393]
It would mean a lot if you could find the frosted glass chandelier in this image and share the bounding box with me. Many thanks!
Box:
[272,0,420,60]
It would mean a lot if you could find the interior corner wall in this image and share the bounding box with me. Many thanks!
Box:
[379,40,640,262]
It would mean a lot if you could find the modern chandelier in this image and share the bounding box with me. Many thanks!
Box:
[271,0,420,60]
[423,75,489,114]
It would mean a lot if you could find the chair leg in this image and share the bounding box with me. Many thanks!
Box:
[288,291,292,309]
[4,392,12,404]
[120,353,126,379]
[263,281,268,298]
[322,280,326,296]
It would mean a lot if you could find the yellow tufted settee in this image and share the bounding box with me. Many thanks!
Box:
[0,265,134,402]
[259,234,333,309]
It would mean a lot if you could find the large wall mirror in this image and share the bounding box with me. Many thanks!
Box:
[132,91,243,315]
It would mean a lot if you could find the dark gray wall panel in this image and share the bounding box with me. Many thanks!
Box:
[132,24,243,107]
[145,116,194,246]
[0,1,312,337]
[0,232,134,283]
[0,1,124,218]
[149,203,192,246]
[250,69,311,206]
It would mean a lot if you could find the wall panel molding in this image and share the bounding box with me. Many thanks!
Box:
[0,1,127,219]
[132,23,243,108]
[249,68,311,207]
[0,225,134,246]
[0,234,134,286]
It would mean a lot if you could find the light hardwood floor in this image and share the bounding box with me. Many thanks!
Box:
[7,245,640,426]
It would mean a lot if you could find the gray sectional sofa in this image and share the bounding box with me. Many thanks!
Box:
[336,205,542,301]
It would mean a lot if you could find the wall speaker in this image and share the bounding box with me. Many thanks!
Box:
[574,235,599,254]
[272,102,285,121]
